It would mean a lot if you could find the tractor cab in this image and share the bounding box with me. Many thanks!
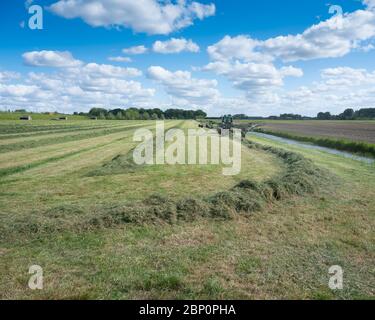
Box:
[218,114,234,135]
[221,114,233,130]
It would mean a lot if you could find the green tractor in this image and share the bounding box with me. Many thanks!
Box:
[218,114,233,134]
[221,115,233,129]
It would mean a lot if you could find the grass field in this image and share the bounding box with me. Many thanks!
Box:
[0,119,374,299]
[0,112,88,121]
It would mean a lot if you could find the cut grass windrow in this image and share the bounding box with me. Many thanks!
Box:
[0,124,90,135]
[84,140,331,227]
[0,123,147,153]
[0,135,131,179]
[0,124,125,141]
[86,121,186,177]
[0,137,334,241]
[255,128,375,158]
[0,121,182,179]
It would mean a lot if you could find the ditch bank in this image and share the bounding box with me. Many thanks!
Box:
[252,129,375,161]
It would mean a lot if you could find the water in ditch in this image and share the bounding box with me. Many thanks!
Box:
[248,132,374,164]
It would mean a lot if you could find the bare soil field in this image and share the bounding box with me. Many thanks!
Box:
[257,121,375,144]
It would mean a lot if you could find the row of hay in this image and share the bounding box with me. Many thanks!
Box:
[0,140,331,242]
[0,123,146,153]
[0,124,123,141]
[84,140,329,228]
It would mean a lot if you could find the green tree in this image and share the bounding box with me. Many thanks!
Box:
[107,113,116,120]
[317,112,331,120]
[89,108,108,117]
[115,112,124,120]
[151,113,159,120]
[341,108,355,120]
[142,112,151,120]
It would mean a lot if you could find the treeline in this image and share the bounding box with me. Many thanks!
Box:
[228,108,375,120]
[228,113,311,120]
[78,108,207,120]
[317,108,375,120]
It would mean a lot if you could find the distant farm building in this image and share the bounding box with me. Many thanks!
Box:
[19,116,32,121]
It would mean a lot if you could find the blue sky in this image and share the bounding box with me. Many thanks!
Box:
[1,0,375,116]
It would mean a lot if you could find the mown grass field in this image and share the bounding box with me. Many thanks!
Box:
[0,119,374,299]
[0,112,88,121]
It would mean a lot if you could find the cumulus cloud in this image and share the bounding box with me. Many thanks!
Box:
[272,66,375,116]
[0,56,154,113]
[203,3,375,103]
[280,66,304,77]
[108,56,132,63]
[153,38,199,54]
[188,1,215,19]
[203,59,302,98]
[364,0,375,10]
[320,66,375,87]
[0,71,20,82]
[147,66,219,105]
[261,9,375,62]
[48,0,215,35]
[22,50,83,67]
[208,6,375,64]
[207,35,269,62]
[0,84,39,97]
[77,63,142,78]
[122,45,148,55]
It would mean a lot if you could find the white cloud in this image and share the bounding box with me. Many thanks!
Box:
[273,66,375,116]
[108,56,132,63]
[208,5,375,63]
[22,50,83,68]
[0,71,20,82]
[203,3,375,105]
[122,45,148,55]
[203,60,302,98]
[0,84,39,97]
[207,35,269,62]
[320,67,375,87]
[77,63,142,78]
[48,0,215,35]
[0,59,154,113]
[188,2,215,19]
[364,0,375,10]
[153,38,199,54]
[147,66,219,105]
[280,66,304,77]
[261,10,375,62]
